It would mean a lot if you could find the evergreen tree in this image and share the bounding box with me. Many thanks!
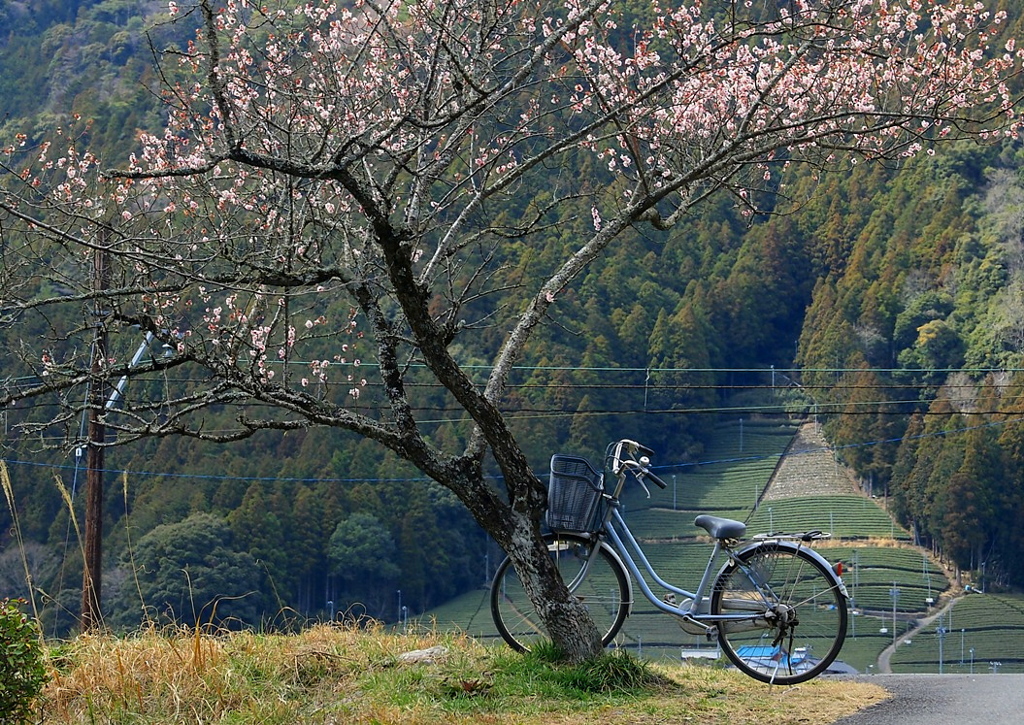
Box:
[109,513,269,629]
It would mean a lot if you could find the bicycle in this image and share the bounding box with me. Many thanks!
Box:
[490,439,849,685]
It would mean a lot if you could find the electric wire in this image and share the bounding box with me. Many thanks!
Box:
[1,412,1019,487]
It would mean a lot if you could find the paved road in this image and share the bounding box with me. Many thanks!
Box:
[831,674,1024,725]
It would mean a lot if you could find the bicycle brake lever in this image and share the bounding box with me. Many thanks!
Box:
[621,457,653,497]
[639,456,669,489]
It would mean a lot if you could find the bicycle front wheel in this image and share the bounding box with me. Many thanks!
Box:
[490,533,630,652]
[711,542,847,685]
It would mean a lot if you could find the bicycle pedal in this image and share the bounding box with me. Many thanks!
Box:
[677,615,713,636]
[667,595,713,636]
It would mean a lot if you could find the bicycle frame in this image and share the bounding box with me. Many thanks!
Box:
[585,446,846,633]
[492,438,849,685]
[596,501,760,632]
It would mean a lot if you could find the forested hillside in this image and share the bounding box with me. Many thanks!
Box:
[1,0,1023,634]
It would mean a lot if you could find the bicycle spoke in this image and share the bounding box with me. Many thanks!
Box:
[712,543,847,685]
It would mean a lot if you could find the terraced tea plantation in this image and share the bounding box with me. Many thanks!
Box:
[822,544,949,672]
[888,593,1024,674]
[424,417,1017,673]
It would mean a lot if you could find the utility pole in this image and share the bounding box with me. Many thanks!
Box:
[937,626,946,674]
[889,582,900,646]
[82,243,109,631]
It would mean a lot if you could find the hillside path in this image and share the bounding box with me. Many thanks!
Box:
[876,596,959,673]
[762,422,859,500]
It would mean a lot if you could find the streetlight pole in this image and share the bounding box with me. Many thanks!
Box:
[853,549,859,603]
[924,552,932,602]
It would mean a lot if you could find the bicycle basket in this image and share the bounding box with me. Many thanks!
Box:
[545,454,605,534]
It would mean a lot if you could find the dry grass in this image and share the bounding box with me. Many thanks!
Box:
[39,623,887,724]
[815,537,917,550]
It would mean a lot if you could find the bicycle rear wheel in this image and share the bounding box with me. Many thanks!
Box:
[490,533,630,652]
[711,542,847,685]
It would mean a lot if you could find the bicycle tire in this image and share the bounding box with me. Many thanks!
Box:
[490,532,630,652]
[711,542,847,685]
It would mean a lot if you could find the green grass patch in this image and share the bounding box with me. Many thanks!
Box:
[39,624,885,724]
[503,642,668,693]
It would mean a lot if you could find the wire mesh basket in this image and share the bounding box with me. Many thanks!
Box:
[545,454,605,534]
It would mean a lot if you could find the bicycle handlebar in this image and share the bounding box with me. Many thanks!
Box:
[644,467,669,489]
[607,439,668,490]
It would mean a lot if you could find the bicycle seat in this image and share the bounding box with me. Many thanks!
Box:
[694,515,746,540]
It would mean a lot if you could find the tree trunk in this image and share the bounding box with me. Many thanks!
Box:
[487,499,604,662]
[372,226,604,661]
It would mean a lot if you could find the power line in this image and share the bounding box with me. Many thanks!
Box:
[2,414,1020,486]
[5,362,1024,388]
[7,388,1024,446]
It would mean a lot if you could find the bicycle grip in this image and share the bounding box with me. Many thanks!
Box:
[645,469,669,489]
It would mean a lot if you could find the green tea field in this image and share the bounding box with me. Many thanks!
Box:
[426,418,1017,674]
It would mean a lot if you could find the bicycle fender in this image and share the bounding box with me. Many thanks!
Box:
[544,533,635,620]
[720,540,850,601]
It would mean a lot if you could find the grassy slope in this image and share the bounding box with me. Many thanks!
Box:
[45,418,988,722]
[38,624,886,724]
